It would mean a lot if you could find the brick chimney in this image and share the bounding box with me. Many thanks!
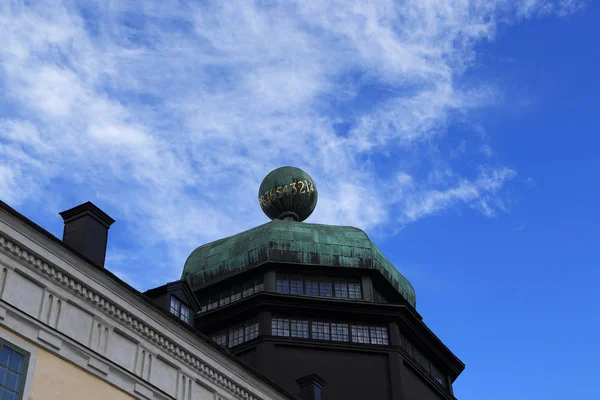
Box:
[59,202,115,268]
[296,374,326,400]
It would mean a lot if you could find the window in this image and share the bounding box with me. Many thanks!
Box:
[169,297,180,315]
[304,277,318,296]
[334,282,348,298]
[351,325,370,344]
[219,293,231,307]
[330,323,349,342]
[245,322,259,341]
[0,339,29,400]
[318,279,332,297]
[272,318,290,337]
[180,303,190,324]
[276,276,290,294]
[370,326,388,345]
[207,296,218,310]
[170,296,191,324]
[212,331,228,347]
[229,325,245,347]
[311,322,330,340]
[231,286,242,302]
[242,281,255,297]
[290,276,303,295]
[348,282,362,299]
[290,319,309,338]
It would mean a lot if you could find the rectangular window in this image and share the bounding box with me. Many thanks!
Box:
[304,277,318,296]
[272,318,290,337]
[229,325,245,347]
[276,276,290,294]
[180,304,190,324]
[207,296,219,310]
[351,325,370,344]
[334,281,348,298]
[231,286,242,302]
[245,322,259,341]
[242,281,255,297]
[212,331,228,347]
[330,323,349,342]
[290,276,303,295]
[255,280,264,292]
[290,319,309,338]
[318,279,332,297]
[219,292,231,307]
[0,339,29,400]
[311,322,330,340]
[170,296,192,324]
[348,282,362,299]
[369,326,389,345]
[200,300,208,313]
[169,296,180,315]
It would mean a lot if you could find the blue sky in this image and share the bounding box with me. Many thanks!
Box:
[0,1,598,399]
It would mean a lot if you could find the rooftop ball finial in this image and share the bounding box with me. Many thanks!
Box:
[258,166,318,222]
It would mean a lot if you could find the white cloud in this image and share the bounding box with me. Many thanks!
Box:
[0,0,583,288]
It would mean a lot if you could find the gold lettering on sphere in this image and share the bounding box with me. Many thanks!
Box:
[258,180,317,208]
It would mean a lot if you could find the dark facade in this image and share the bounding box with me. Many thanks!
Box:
[146,224,465,400]
[146,166,465,400]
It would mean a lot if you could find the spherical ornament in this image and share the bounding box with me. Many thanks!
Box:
[258,166,318,222]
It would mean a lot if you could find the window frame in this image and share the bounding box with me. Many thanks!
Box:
[169,295,191,324]
[0,338,30,400]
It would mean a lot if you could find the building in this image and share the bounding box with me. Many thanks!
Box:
[0,166,464,400]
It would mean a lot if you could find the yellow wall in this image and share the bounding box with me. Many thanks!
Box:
[29,347,134,400]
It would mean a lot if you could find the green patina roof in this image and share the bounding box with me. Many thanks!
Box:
[182,219,416,308]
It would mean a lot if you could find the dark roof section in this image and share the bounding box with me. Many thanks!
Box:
[0,200,300,400]
[144,279,201,311]
[183,219,417,308]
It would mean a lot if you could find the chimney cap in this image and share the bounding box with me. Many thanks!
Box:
[59,201,115,228]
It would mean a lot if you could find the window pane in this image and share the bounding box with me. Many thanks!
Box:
[212,331,228,347]
[276,277,290,294]
[5,371,18,391]
[348,283,362,299]
[351,325,370,344]
[169,297,180,315]
[231,286,242,302]
[331,323,349,342]
[242,281,255,297]
[318,279,332,297]
[207,297,219,310]
[271,318,290,337]
[370,326,389,345]
[245,322,259,341]
[180,305,190,324]
[0,366,6,386]
[311,322,330,340]
[9,350,24,372]
[5,389,17,400]
[334,282,348,298]
[229,326,245,347]
[255,282,264,292]
[290,320,309,338]
[304,278,318,296]
[290,276,303,295]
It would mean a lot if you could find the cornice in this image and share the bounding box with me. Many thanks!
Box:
[0,232,295,400]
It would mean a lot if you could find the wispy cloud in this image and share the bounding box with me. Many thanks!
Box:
[0,0,584,288]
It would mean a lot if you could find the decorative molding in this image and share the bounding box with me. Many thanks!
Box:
[38,329,62,349]
[0,232,276,400]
